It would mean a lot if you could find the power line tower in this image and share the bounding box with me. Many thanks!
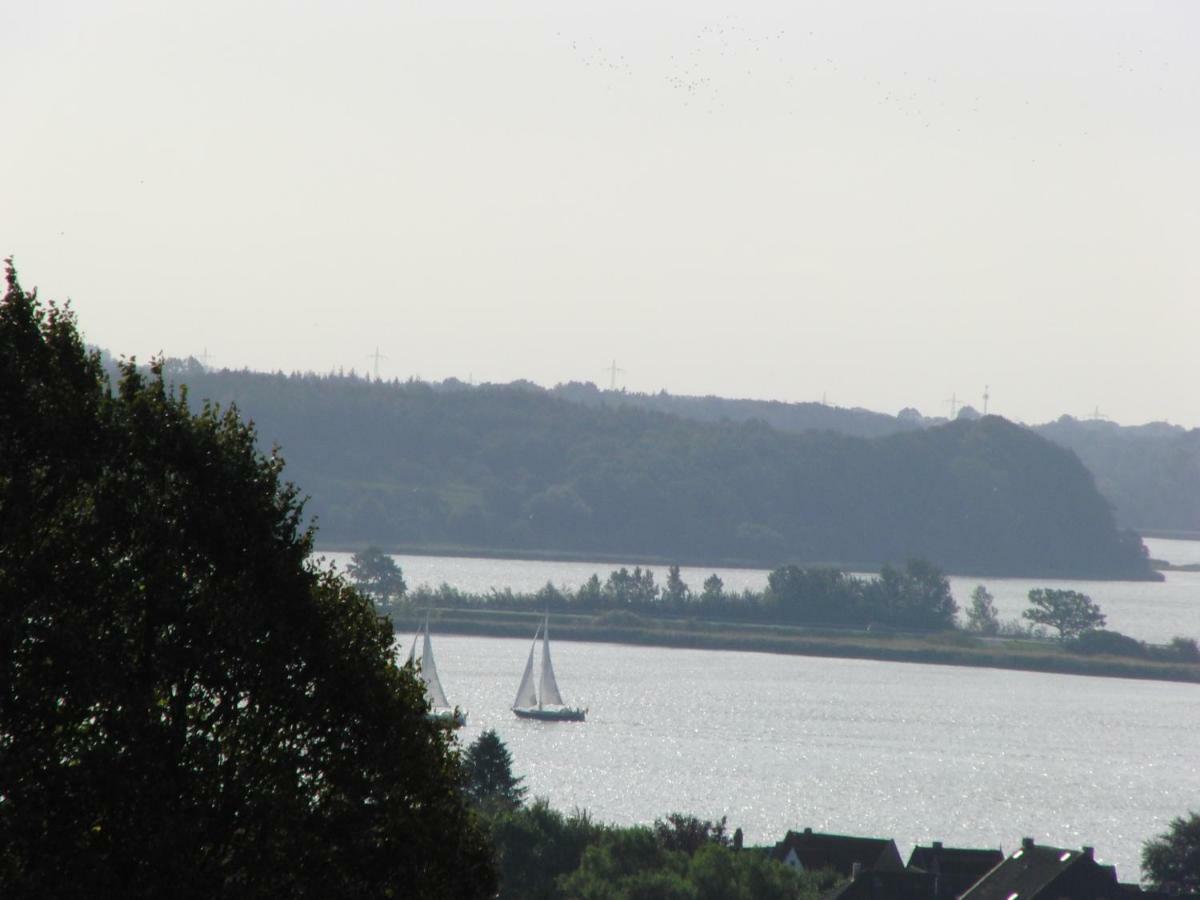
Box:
[982,385,990,416]
[945,392,960,419]
[366,346,387,380]
[197,347,215,371]
[603,359,625,391]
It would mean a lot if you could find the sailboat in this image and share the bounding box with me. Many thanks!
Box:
[512,617,586,722]
[407,617,466,728]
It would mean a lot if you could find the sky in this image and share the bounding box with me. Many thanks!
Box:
[3,1,1198,427]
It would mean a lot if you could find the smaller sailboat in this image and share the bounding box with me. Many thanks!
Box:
[512,617,586,722]
[407,617,466,728]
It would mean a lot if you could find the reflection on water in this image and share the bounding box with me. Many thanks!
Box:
[427,634,1199,884]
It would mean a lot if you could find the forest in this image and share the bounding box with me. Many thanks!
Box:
[142,363,1155,580]
[551,382,1200,535]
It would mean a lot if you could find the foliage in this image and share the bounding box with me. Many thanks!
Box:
[965,585,1000,635]
[402,558,978,632]
[1023,588,1107,640]
[480,789,825,900]
[1034,417,1200,534]
[653,814,730,855]
[486,800,602,900]
[1142,811,1200,894]
[866,559,958,630]
[664,565,690,604]
[605,566,658,605]
[701,574,725,606]
[559,826,828,900]
[0,262,493,899]
[1069,629,1144,657]
[1166,636,1200,662]
[463,729,526,814]
[346,545,407,607]
[145,366,1156,579]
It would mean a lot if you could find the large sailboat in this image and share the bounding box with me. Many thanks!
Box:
[512,617,586,722]
[407,618,466,728]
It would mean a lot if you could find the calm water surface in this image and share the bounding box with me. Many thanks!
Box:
[324,537,1200,643]
[325,542,1200,879]
[425,634,1198,884]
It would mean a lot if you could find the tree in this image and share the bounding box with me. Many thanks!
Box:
[965,585,1000,635]
[346,545,407,606]
[654,813,730,855]
[1142,811,1200,894]
[663,565,691,606]
[1023,588,1106,640]
[575,573,603,608]
[487,800,600,900]
[0,262,494,899]
[701,574,725,606]
[766,565,861,625]
[462,729,526,814]
[870,559,958,630]
[603,566,658,607]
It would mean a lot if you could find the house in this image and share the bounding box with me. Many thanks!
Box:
[825,868,936,900]
[959,838,1123,900]
[770,828,905,876]
[907,841,1005,900]
[824,841,1005,900]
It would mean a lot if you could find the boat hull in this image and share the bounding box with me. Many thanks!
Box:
[513,705,586,722]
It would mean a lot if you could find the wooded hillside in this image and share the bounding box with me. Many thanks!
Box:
[155,364,1154,579]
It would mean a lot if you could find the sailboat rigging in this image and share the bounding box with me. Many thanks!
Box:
[512,617,586,722]
[407,617,466,728]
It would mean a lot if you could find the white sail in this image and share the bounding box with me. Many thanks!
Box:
[538,618,565,707]
[420,625,451,710]
[405,630,419,667]
[513,622,541,709]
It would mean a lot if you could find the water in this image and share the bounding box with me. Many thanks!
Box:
[425,633,1199,884]
[322,536,1200,644]
[328,541,1200,878]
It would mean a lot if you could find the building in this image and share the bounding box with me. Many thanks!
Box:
[959,838,1123,900]
[769,828,905,876]
[907,841,1005,900]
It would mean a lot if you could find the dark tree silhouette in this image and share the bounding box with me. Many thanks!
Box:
[1143,812,1200,894]
[0,261,493,899]
[346,545,407,606]
[463,729,526,813]
[1024,588,1107,640]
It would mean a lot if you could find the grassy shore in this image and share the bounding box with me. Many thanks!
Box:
[392,607,1200,686]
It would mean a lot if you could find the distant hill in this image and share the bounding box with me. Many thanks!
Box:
[1031,417,1200,536]
[550,381,918,438]
[153,363,1155,580]
[545,383,1200,536]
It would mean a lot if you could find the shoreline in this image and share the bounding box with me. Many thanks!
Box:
[391,608,1200,686]
[317,542,1167,582]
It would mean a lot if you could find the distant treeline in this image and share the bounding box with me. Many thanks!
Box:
[1033,417,1200,535]
[403,559,961,632]
[391,562,1200,665]
[146,361,1156,579]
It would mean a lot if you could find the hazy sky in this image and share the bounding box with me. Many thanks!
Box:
[4,2,1198,426]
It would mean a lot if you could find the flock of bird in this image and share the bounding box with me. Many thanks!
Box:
[552,17,1167,146]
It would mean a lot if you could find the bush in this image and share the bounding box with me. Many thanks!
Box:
[1168,636,1200,662]
[1070,629,1145,657]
